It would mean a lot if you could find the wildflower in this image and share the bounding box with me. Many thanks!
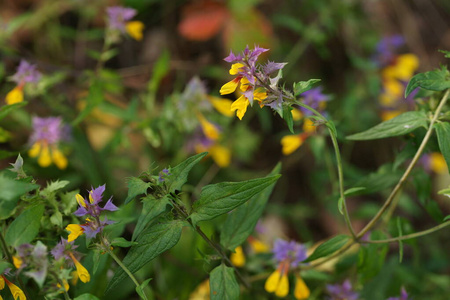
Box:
[158,168,171,182]
[281,133,309,156]
[193,136,231,168]
[66,185,118,242]
[189,279,210,300]
[298,87,330,116]
[265,239,310,299]
[28,116,70,169]
[5,60,41,105]
[374,35,404,67]
[221,46,285,120]
[247,236,270,253]
[106,6,144,41]
[326,280,359,300]
[387,287,410,300]
[0,275,26,300]
[230,246,246,267]
[197,113,220,140]
[419,152,447,174]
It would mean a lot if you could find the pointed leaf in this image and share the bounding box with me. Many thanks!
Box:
[132,195,171,241]
[111,237,138,248]
[282,106,294,133]
[136,278,152,299]
[293,79,321,96]
[347,111,428,140]
[435,122,450,172]
[303,235,350,263]
[0,175,39,220]
[5,204,44,247]
[189,174,281,225]
[210,264,239,300]
[124,177,151,205]
[405,68,450,97]
[0,102,27,121]
[167,152,208,193]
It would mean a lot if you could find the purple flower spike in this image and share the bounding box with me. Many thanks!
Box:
[30,116,69,146]
[102,197,119,212]
[89,184,106,205]
[326,280,359,300]
[107,6,137,31]
[158,168,172,182]
[12,60,42,85]
[272,239,308,268]
[299,87,330,116]
[51,238,78,261]
[224,50,242,63]
[263,61,287,75]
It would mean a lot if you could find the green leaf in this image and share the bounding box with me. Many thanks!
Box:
[209,264,239,300]
[220,164,281,250]
[167,152,208,193]
[351,164,402,196]
[0,150,17,160]
[435,122,450,172]
[346,111,428,140]
[0,261,11,275]
[282,106,294,133]
[189,174,281,226]
[132,195,170,241]
[337,197,344,215]
[41,180,69,198]
[74,294,100,300]
[50,211,63,227]
[303,235,350,263]
[405,67,450,97]
[124,177,151,205]
[136,278,152,300]
[106,220,185,292]
[0,175,39,220]
[293,79,321,96]
[443,215,450,221]
[5,204,44,247]
[148,50,171,93]
[344,187,366,196]
[0,102,27,121]
[111,237,138,248]
[439,49,450,58]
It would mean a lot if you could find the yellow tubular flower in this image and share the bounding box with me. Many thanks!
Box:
[51,148,68,170]
[208,96,234,117]
[239,77,251,92]
[0,275,4,289]
[5,87,24,105]
[430,152,447,174]
[379,94,397,106]
[37,144,52,167]
[209,144,231,168]
[5,278,26,300]
[380,110,402,121]
[253,89,268,103]
[125,21,145,41]
[69,253,90,283]
[231,95,249,120]
[197,113,220,140]
[56,279,69,292]
[383,79,403,98]
[275,273,289,297]
[229,63,244,75]
[395,54,419,80]
[70,270,79,286]
[294,276,310,300]
[28,142,41,158]
[248,238,269,253]
[230,246,245,267]
[13,256,22,269]
[220,78,240,95]
[292,109,303,121]
[265,270,281,293]
[75,194,86,208]
[66,224,84,242]
[281,135,304,156]
[302,118,316,134]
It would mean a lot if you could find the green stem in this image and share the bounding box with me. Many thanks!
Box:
[362,220,450,244]
[49,270,71,300]
[357,89,450,239]
[107,248,149,300]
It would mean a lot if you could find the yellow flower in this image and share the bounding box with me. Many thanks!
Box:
[189,279,210,300]
[13,256,22,269]
[248,237,270,253]
[230,246,245,267]
[380,110,402,121]
[29,142,67,169]
[5,87,24,105]
[383,79,403,98]
[209,144,231,168]
[125,21,145,41]
[69,253,90,283]
[208,96,234,117]
[0,275,4,289]
[302,118,316,134]
[52,148,68,170]
[229,63,244,75]
[37,144,52,167]
[57,279,70,292]
[265,269,289,297]
[197,113,220,141]
[429,152,447,174]
[294,276,310,300]
[3,276,26,300]
[382,54,419,81]
[231,95,249,120]
[292,109,303,121]
[66,224,84,242]
[76,194,87,208]
[281,134,304,156]
[220,78,241,95]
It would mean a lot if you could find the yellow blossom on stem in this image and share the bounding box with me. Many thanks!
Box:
[76,194,86,208]
[231,95,249,120]
[302,118,316,134]
[209,144,231,168]
[229,63,244,75]
[208,96,234,117]
[125,21,144,41]
[294,276,310,300]
[429,152,447,174]
[37,144,52,167]
[248,236,269,253]
[281,134,304,156]
[197,113,220,140]
[5,86,24,105]
[291,108,303,121]
[230,246,245,267]
[52,148,68,170]
[66,224,84,242]
[3,276,26,300]
[13,256,22,269]
[69,253,90,283]
[220,78,241,95]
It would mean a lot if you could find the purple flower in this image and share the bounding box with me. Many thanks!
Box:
[387,287,410,300]
[374,35,404,67]
[299,87,330,116]
[263,61,287,75]
[51,238,78,261]
[74,185,118,218]
[326,280,359,300]
[158,168,171,182]
[107,6,137,31]
[29,116,69,146]
[272,239,308,268]
[12,60,41,85]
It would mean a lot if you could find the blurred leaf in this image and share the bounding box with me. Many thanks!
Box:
[358,231,389,281]
[220,163,281,250]
[178,0,229,41]
[347,111,428,140]
[5,204,44,247]
[124,177,151,205]
[41,180,69,199]
[209,264,239,299]
[282,106,294,133]
[344,187,366,196]
[136,278,152,299]
[74,294,100,300]
[106,220,185,292]
[350,164,402,196]
[111,237,138,248]
[293,79,321,96]
[50,211,63,227]
[0,127,11,143]
[303,235,350,263]
[405,67,450,97]
[0,175,39,220]
[73,81,103,125]
[132,195,171,241]
[0,102,27,121]
[439,50,450,58]
[148,50,171,94]
[167,152,208,193]
[0,150,17,160]
[435,122,450,172]
[0,262,11,275]
[189,175,281,225]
